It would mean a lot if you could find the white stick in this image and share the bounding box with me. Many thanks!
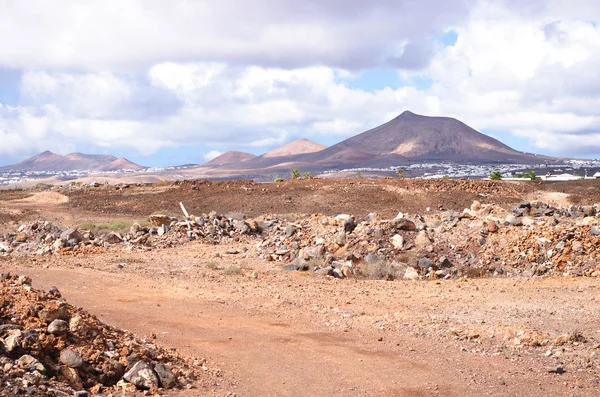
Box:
[179,202,190,218]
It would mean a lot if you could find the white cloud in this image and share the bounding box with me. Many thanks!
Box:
[1,0,600,162]
[0,0,468,71]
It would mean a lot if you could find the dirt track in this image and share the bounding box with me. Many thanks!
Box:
[2,179,600,396]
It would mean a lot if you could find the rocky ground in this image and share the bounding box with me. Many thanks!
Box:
[1,178,600,396]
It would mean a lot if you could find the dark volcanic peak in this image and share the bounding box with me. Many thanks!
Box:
[315,110,534,163]
[0,151,145,172]
[204,151,257,167]
[204,111,552,175]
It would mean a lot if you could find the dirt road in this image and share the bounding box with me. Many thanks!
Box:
[3,247,599,396]
[2,179,600,396]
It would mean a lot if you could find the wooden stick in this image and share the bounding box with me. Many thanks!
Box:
[179,202,190,218]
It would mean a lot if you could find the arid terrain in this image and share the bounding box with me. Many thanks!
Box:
[2,178,600,396]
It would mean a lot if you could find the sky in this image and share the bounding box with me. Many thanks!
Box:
[1,0,600,167]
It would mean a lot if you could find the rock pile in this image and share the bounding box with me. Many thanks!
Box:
[254,200,600,280]
[0,210,261,255]
[0,273,202,396]
[2,199,600,281]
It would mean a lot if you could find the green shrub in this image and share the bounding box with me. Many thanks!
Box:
[489,171,502,180]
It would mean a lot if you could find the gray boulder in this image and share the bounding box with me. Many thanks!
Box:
[124,360,159,390]
[154,363,177,389]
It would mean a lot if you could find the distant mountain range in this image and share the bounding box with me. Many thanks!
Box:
[2,111,558,177]
[0,151,145,172]
[202,111,554,177]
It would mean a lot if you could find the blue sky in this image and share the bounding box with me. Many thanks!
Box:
[1,0,600,167]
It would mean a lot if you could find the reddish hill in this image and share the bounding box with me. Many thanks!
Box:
[100,158,145,171]
[204,151,257,167]
[0,151,145,172]
[262,138,326,158]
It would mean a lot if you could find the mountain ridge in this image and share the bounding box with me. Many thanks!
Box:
[0,151,145,172]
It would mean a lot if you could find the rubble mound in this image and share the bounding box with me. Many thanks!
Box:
[2,199,600,282]
[0,273,202,396]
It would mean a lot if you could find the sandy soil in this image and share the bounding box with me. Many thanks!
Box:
[2,179,600,396]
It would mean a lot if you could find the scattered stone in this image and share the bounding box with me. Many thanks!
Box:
[154,363,178,389]
[547,366,565,374]
[60,349,84,368]
[404,267,419,280]
[391,234,404,249]
[124,360,160,390]
[48,319,69,335]
[284,225,296,237]
[17,354,45,373]
[103,232,123,244]
[282,258,309,272]
[392,218,416,231]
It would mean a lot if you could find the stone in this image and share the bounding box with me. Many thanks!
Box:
[470,201,481,211]
[74,391,89,397]
[124,360,159,390]
[365,252,380,265]
[522,217,535,226]
[225,212,246,221]
[233,220,250,234]
[404,267,419,280]
[505,215,522,226]
[443,211,461,222]
[60,228,83,243]
[517,201,532,209]
[391,234,404,249]
[414,231,431,247]
[284,225,296,237]
[392,218,416,231]
[315,266,334,277]
[53,239,65,251]
[15,232,28,243]
[364,213,378,224]
[58,365,83,390]
[149,214,174,227]
[282,258,309,272]
[336,231,346,246]
[335,214,351,222]
[332,268,345,279]
[129,222,142,235]
[117,379,138,393]
[39,303,69,323]
[340,264,353,278]
[60,349,83,368]
[99,359,125,386]
[47,286,62,298]
[418,257,432,269]
[462,209,477,220]
[48,319,69,335]
[103,232,123,244]
[344,217,356,233]
[154,363,177,389]
[303,245,324,259]
[486,220,498,233]
[547,366,565,374]
[17,354,45,372]
[590,226,600,235]
[0,327,22,351]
